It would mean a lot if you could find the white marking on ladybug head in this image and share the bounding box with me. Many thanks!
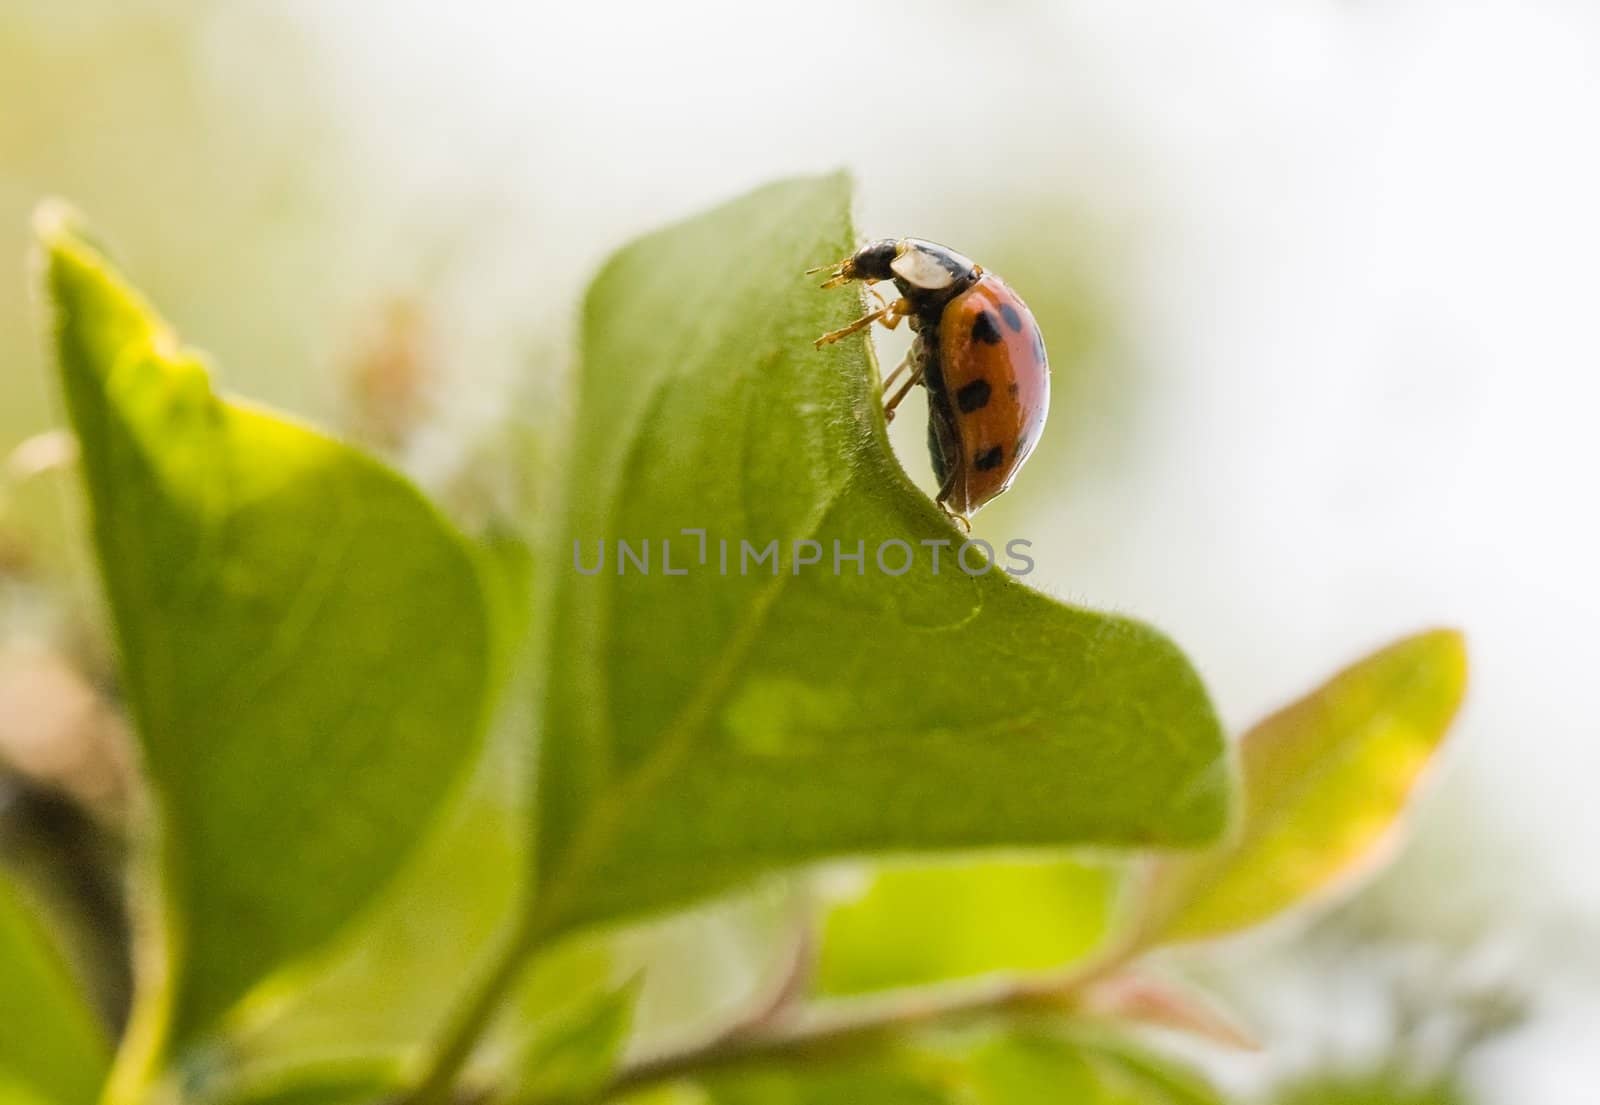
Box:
[890,246,955,291]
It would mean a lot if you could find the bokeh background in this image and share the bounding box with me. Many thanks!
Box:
[4,2,1598,1102]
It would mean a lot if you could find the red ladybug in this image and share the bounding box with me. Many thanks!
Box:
[810,238,1049,522]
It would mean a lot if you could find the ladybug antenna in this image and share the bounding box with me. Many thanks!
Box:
[806,256,856,288]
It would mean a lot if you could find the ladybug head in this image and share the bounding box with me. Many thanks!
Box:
[810,238,901,288]
[845,238,901,282]
[809,239,978,301]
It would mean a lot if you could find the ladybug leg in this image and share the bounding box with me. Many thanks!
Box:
[814,303,892,347]
[883,350,912,390]
[867,287,908,329]
[864,287,908,333]
[934,473,973,533]
[813,297,912,349]
[940,504,973,535]
[882,361,924,423]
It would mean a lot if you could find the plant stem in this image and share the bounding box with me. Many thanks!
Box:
[411,865,1156,1104]
[402,908,546,1105]
[604,936,1139,1099]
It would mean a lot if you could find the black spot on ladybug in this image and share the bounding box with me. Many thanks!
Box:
[971,310,1002,344]
[999,302,1023,331]
[956,379,991,413]
[974,445,1004,471]
[1008,382,1019,397]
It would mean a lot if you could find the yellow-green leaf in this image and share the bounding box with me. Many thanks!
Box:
[1147,629,1468,944]
[815,856,1120,997]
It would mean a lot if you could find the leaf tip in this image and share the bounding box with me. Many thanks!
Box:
[820,165,855,194]
[30,198,95,307]
[1386,625,1470,723]
[31,197,85,246]
[30,202,176,374]
[1420,625,1468,683]
[29,199,116,293]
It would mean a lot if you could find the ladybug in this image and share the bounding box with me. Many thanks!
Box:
[809,238,1049,523]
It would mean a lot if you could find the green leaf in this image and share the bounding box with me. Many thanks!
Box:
[1146,629,1468,943]
[961,1031,1223,1105]
[505,979,639,1105]
[230,782,791,1099]
[607,1028,1220,1105]
[36,209,496,1052]
[591,888,801,1065]
[532,173,1229,937]
[208,1059,403,1105]
[0,869,110,1105]
[225,718,526,1070]
[814,856,1119,997]
[614,1052,950,1105]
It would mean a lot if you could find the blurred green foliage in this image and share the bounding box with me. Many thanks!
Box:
[0,3,353,457]
[0,867,109,1105]
[815,857,1118,996]
[0,174,1470,1105]
[611,1027,1223,1105]
[507,978,639,1105]
[1275,1070,1471,1105]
